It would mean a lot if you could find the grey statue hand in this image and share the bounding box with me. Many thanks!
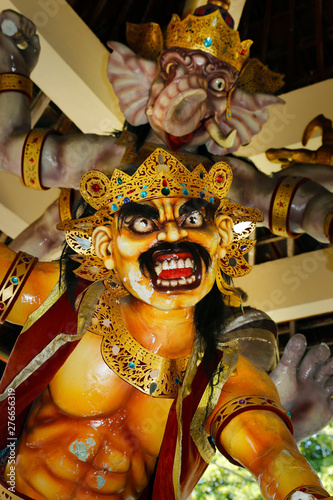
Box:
[270,334,333,442]
[0,10,40,75]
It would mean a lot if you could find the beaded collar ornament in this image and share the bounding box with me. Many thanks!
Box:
[57,148,263,285]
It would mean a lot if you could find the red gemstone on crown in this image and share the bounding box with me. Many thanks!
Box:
[217,175,223,183]
[91,183,100,193]
[241,49,246,55]
[33,138,39,143]
[30,158,34,162]
[163,179,168,187]
[30,179,35,184]
[0,303,4,310]
[128,190,134,194]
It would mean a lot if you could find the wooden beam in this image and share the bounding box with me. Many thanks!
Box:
[234,248,333,323]
[0,202,27,238]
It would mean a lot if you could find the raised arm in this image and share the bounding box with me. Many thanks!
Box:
[0,10,125,189]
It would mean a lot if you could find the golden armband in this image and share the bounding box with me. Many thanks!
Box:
[284,485,331,500]
[21,129,55,190]
[210,395,293,466]
[0,73,33,101]
[0,251,38,324]
[269,176,309,238]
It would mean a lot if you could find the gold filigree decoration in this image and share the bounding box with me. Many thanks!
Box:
[164,11,252,72]
[78,148,232,212]
[126,22,164,60]
[210,395,294,454]
[59,188,72,221]
[215,202,263,299]
[0,251,37,324]
[22,129,54,190]
[269,176,308,238]
[88,289,190,398]
[0,73,33,101]
[237,58,285,94]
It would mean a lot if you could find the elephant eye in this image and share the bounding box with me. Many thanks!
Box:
[209,78,226,92]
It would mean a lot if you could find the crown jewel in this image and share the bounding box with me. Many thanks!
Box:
[164,10,252,72]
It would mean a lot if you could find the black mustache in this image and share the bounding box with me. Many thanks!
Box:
[138,241,212,277]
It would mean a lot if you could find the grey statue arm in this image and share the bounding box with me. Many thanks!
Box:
[225,155,333,245]
[0,10,125,189]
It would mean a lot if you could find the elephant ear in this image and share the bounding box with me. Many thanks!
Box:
[206,88,285,155]
[107,41,158,126]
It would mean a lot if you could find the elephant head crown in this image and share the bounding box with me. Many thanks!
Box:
[164,3,252,72]
[126,1,252,72]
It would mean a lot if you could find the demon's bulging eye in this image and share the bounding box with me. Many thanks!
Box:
[128,216,158,234]
[209,77,226,92]
[181,211,205,228]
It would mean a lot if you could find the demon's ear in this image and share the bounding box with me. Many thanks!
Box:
[215,215,234,259]
[92,226,115,270]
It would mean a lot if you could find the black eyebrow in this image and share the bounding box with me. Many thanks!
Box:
[178,199,209,216]
[118,202,159,225]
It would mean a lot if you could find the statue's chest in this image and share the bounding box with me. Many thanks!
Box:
[47,330,174,456]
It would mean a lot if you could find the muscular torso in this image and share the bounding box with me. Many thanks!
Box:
[6,331,174,500]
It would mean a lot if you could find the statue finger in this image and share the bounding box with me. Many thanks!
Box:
[279,334,307,369]
[298,343,331,381]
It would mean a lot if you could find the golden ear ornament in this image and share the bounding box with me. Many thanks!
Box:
[214,201,264,302]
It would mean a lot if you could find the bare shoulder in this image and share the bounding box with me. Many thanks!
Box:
[0,243,60,325]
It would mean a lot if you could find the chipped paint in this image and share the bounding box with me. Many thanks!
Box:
[69,438,96,462]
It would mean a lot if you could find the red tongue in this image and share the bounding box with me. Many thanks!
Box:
[159,268,193,279]
[168,133,193,151]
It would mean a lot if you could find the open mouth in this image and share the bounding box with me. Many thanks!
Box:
[166,123,206,151]
[152,250,202,291]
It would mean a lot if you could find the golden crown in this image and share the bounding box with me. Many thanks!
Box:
[78,148,232,213]
[164,11,252,72]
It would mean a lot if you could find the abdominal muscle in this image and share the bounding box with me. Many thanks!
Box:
[5,331,174,500]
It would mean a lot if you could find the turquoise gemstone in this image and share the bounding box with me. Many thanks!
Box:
[111,204,118,211]
[11,276,19,284]
[182,189,189,195]
[129,362,135,369]
[140,191,147,198]
[204,37,212,47]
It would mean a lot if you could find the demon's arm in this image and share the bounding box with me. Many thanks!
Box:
[207,355,330,500]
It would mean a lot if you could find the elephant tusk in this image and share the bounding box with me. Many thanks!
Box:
[204,118,237,149]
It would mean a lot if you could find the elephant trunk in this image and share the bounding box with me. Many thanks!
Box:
[150,76,208,137]
[204,117,237,149]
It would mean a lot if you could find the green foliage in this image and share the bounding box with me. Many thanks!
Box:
[193,421,333,499]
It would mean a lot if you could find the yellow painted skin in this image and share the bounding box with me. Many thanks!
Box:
[0,243,59,326]
[0,197,327,499]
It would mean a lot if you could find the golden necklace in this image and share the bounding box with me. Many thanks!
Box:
[88,285,190,398]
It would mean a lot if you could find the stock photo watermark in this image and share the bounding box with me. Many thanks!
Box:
[6,387,16,492]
